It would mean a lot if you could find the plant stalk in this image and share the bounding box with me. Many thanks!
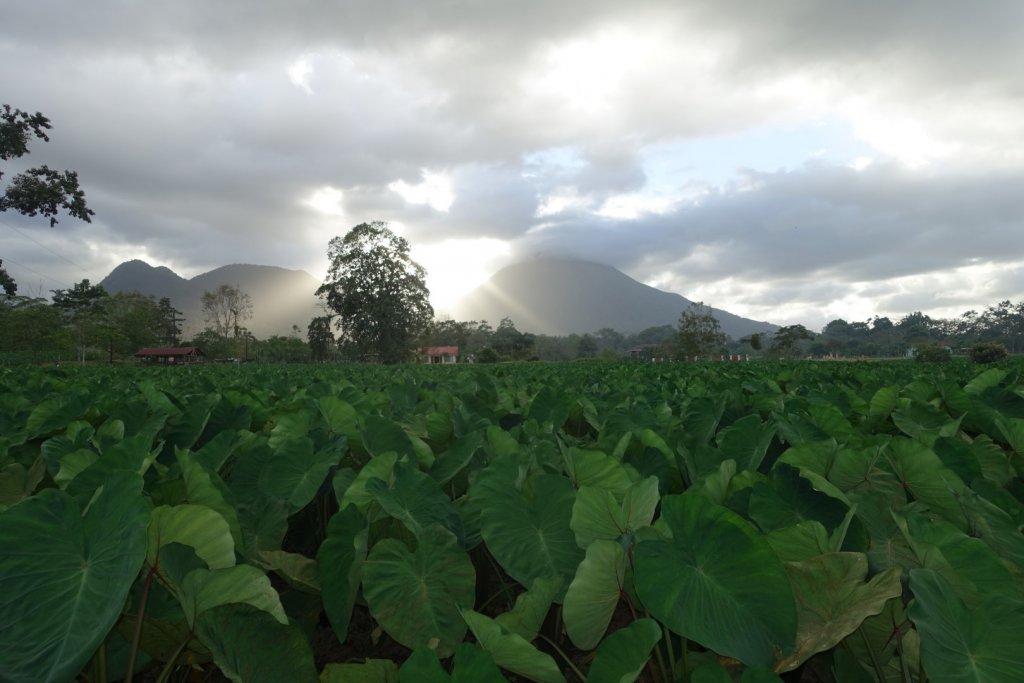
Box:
[125,567,156,683]
[537,632,587,683]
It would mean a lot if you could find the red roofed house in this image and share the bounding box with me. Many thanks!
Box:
[134,346,205,364]
[419,346,459,364]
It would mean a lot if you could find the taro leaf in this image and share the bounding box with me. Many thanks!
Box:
[717,414,776,472]
[690,663,731,683]
[563,540,626,650]
[64,433,159,506]
[584,618,661,683]
[480,473,583,598]
[885,438,967,527]
[367,460,465,545]
[529,385,571,430]
[319,396,362,442]
[321,659,400,682]
[495,575,563,642]
[259,435,344,510]
[237,497,290,559]
[908,568,1024,683]
[400,648,449,683]
[147,504,235,572]
[633,494,797,666]
[566,448,633,495]
[571,477,659,549]
[461,609,566,683]
[430,431,485,486]
[258,549,321,593]
[163,393,219,452]
[902,511,1016,607]
[775,553,902,672]
[0,471,149,683]
[178,564,288,628]
[195,603,318,683]
[25,391,87,439]
[0,454,46,507]
[400,644,508,683]
[318,505,368,643]
[364,414,416,458]
[748,463,848,534]
[179,451,242,548]
[741,667,786,683]
[362,525,475,657]
[342,452,399,513]
[766,521,832,562]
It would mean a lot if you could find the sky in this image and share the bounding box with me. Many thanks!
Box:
[2,1,1024,331]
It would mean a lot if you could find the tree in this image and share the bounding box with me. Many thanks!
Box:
[676,301,726,358]
[769,324,814,358]
[307,315,335,362]
[576,334,598,359]
[51,279,109,363]
[157,297,184,346]
[200,285,253,339]
[316,221,433,363]
[1,105,94,294]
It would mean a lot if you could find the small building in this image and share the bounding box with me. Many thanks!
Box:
[134,346,205,364]
[419,346,459,364]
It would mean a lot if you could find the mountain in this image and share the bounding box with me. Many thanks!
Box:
[100,260,322,339]
[450,258,777,339]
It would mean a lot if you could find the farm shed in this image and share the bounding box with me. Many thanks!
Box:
[419,346,459,364]
[134,346,205,364]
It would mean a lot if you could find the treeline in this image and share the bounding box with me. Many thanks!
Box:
[814,300,1024,358]
[0,279,311,365]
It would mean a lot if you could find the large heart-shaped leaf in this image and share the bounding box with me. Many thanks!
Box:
[563,540,626,649]
[318,504,368,642]
[0,471,149,683]
[480,473,582,597]
[584,618,661,683]
[362,525,475,657]
[400,645,507,683]
[259,435,344,510]
[462,609,566,683]
[776,553,902,671]
[908,568,1024,682]
[195,603,318,683]
[633,494,797,666]
[367,460,465,545]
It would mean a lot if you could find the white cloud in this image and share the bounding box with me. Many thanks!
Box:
[389,170,455,212]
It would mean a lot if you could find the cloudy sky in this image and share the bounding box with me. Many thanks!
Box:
[3,1,1023,330]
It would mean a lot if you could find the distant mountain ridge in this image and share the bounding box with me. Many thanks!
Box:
[100,260,322,339]
[451,258,777,339]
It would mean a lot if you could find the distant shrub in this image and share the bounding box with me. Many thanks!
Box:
[476,346,499,364]
[969,341,1008,363]
[914,344,951,363]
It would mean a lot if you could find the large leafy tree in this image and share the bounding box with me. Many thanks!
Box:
[676,301,726,358]
[201,284,253,339]
[317,221,433,363]
[1,105,94,295]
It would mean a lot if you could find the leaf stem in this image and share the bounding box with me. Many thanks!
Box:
[857,624,886,683]
[154,632,194,683]
[536,632,587,683]
[125,566,156,683]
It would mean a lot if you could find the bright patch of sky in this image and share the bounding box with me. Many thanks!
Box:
[412,237,511,312]
[389,170,455,212]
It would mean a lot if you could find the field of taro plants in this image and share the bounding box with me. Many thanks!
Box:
[2,359,1024,683]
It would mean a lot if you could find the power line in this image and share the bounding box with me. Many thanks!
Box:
[1,218,105,282]
[0,255,72,289]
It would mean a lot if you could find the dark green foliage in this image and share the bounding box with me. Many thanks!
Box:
[970,341,1008,363]
[317,221,433,363]
[676,301,727,358]
[2,359,1024,682]
[914,344,951,363]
